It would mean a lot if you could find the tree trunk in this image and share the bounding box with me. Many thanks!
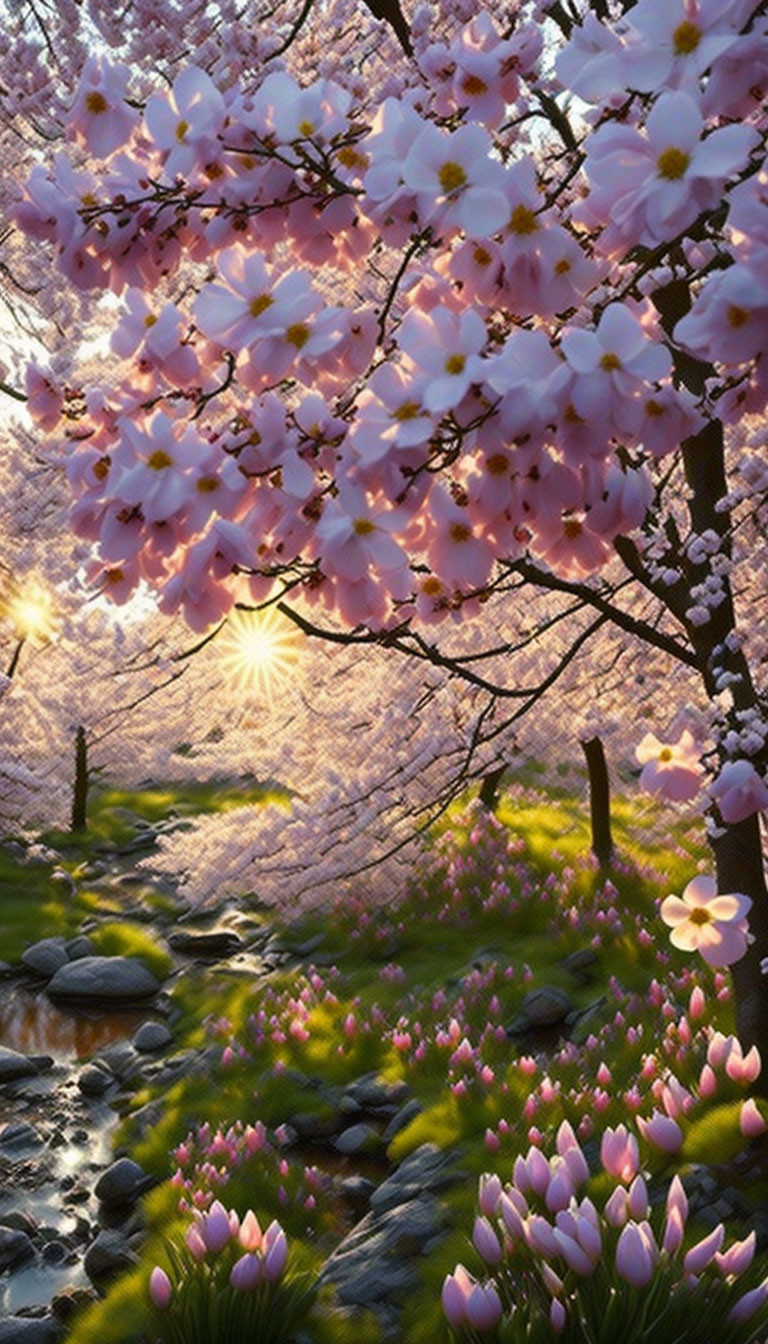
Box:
[71,725,88,832]
[479,765,506,812]
[710,813,768,1064]
[581,736,613,867]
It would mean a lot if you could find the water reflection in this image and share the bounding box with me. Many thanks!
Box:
[0,1256,87,1313]
[0,988,152,1061]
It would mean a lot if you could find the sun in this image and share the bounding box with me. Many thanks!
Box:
[1,577,58,644]
[217,606,300,700]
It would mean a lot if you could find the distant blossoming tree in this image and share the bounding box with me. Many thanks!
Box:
[3,0,768,1045]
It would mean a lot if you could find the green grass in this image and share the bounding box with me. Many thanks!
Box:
[89,920,173,979]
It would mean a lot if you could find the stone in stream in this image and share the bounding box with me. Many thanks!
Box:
[167,928,243,957]
[77,1064,113,1097]
[84,1228,139,1281]
[0,1320,62,1344]
[0,1121,43,1148]
[47,956,161,1001]
[0,1227,34,1270]
[132,1020,172,1052]
[94,1157,153,1209]
[334,1124,382,1156]
[63,935,97,961]
[0,1047,39,1083]
[20,938,69,978]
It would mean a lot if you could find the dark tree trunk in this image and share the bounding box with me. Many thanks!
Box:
[581,736,613,867]
[711,814,768,1066]
[6,636,25,679]
[71,725,88,832]
[479,765,506,812]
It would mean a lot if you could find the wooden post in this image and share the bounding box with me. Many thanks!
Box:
[580,736,613,867]
[479,765,506,812]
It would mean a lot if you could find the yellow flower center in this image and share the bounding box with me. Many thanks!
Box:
[461,74,488,97]
[438,161,467,193]
[144,314,158,328]
[449,522,472,542]
[337,146,368,169]
[196,475,219,493]
[354,517,376,535]
[105,567,124,584]
[85,91,108,114]
[250,293,274,318]
[473,246,492,267]
[600,351,621,371]
[645,398,665,417]
[391,400,421,422]
[445,354,466,375]
[176,119,190,142]
[298,119,315,137]
[422,576,443,595]
[689,907,711,926]
[285,323,310,349]
[657,147,690,181]
[554,257,571,275]
[486,453,509,476]
[147,449,173,470]
[673,20,701,55]
[563,517,583,539]
[93,457,110,481]
[509,204,538,235]
[659,747,673,762]
[727,305,750,329]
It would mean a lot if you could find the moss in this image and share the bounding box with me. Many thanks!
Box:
[90,921,173,979]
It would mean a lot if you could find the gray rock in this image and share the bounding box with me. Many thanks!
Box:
[289,1111,341,1141]
[370,1144,458,1215]
[168,928,242,957]
[0,1047,39,1083]
[92,1041,142,1082]
[84,1228,139,1281]
[64,935,97,961]
[339,1175,375,1212]
[51,1287,99,1323]
[561,948,598,976]
[94,1158,153,1208]
[382,1099,423,1144]
[520,986,572,1027]
[132,1021,172,1053]
[0,1321,62,1344]
[78,1064,113,1097]
[344,1075,410,1112]
[322,1193,449,1306]
[334,1124,381,1155]
[0,1212,38,1236]
[0,1227,35,1270]
[21,938,68,978]
[48,956,160,1001]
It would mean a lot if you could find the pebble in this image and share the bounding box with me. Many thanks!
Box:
[78,1064,113,1097]
[21,939,69,978]
[132,1021,172,1053]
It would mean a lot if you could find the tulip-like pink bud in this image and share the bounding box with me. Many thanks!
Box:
[715,1231,756,1278]
[473,1215,502,1267]
[574,1212,601,1263]
[545,1165,574,1214]
[499,1191,525,1240]
[663,1206,685,1256]
[636,1111,683,1153]
[689,986,706,1020]
[740,1098,767,1137]
[465,1282,503,1331]
[541,1262,564,1297]
[239,1209,262,1252]
[728,1278,768,1324]
[604,1186,628,1228]
[684,1224,724,1277]
[149,1266,172,1310]
[262,1220,288,1282]
[526,1214,559,1258]
[201,1200,232,1254]
[627,1175,649,1221]
[478,1173,502,1219]
[442,1268,470,1330]
[554,1228,594,1277]
[526,1146,551,1197]
[615,1222,655,1289]
[707,1031,733,1069]
[698,1063,717,1098]
[550,1298,566,1334]
[185,1223,207,1261]
[601,1125,639,1184]
[728,1044,762,1084]
[230,1252,262,1291]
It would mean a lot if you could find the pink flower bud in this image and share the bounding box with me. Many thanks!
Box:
[740,1098,767,1137]
[149,1266,172,1310]
[689,986,706,1020]
[707,1031,733,1069]
[601,1124,639,1183]
[262,1221,288,1281]
[526,1146,551,1197]
[684,1224,724,1277]
[604,1186,628,1228]
[230,1253,262,1291]
[465,1282,503,1331]
[554,1228,594,1277]
[478,1173,502,1218]
[727,1044,761,1084]
[615,1222,656,1288]
[473,1215,502,1266]
[698,1063,717,1098]
[200,1200,232,1254]
[550,1298,566,1334]
[627,1175,649,1221]
[185,1224,207,1261]
[442,1265,473,1329]
[239,1209,262,1252]
[499,1191,526,1240]
[715,1231,756,1278]
[545,1165,574,1213]
[526,1214,560,1258]
[636,1110,683,1153]
[728,1278,768,1324]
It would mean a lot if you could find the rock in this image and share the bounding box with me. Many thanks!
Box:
[339,1175,376,1212]
[64,935,97,961]
[334,1124,381,1156]
[47,956,161,1001]
[132,1021,172,1053]
[0,1047,39,1083]
[78,1064,113,1097]
[0,1212,38,1236]
[369,1144,458,1215]
[289,1110,342,1141]
[51,1287,99,1323]
[561,948,598,976]
[343,1075,411,1112]
[92,1041,142,1082]
[21,938,69,978]
[94,1158,153,1209]
[0,1227,35,1270]
[42,1241,67,1264]
[168,929,242,957]
[0,1320,62,1344]
[322,1193,449,1307]
[519,986,573,1028]
[0,1121,43,1148]
[382,1099,423,1144]
[84,1228,139,1281]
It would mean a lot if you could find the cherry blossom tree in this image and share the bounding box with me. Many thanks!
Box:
[4,0,768,1046]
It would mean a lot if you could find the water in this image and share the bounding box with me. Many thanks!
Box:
[0,986,154,1061]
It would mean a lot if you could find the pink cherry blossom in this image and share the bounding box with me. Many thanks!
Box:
[68,57,137,159]
[400,121,509,238]
[144,66,226,179]
[661,874,751,967]
[709,759,768,823]
[636,728,702,802]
